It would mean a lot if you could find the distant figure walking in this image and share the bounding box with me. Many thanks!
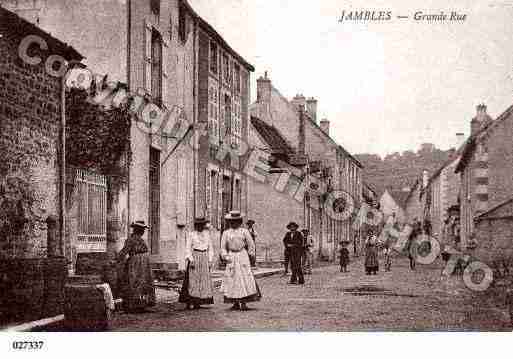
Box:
[179,217,214,310]
[283,222,305,285]
[117,221,156,313]
[220,211,262,311]
[383,214,397,272]
[364,230,379,275]
[353,232,359,257]
[407,218,422,271]
[339,240,350,273]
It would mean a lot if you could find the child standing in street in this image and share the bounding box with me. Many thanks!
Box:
[339,240,350,273]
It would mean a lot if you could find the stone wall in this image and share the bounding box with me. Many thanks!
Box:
[0,25,62,258]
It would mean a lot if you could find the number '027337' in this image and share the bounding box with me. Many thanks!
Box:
[12,341,44,350]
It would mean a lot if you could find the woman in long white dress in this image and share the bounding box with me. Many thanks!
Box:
[220,211,262,310]
[178,217,214,310]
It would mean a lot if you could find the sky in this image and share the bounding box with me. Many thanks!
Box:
[189,0,513,157]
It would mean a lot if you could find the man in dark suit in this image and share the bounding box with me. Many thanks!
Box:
[283,222,305,285]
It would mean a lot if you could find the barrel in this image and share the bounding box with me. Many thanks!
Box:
[75,252,120,299]
[64,276,110,331]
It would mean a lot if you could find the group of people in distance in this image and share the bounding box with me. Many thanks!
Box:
[361,213,437,276]
[116,210,261,314]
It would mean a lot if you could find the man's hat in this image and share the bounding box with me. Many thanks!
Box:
[247,219,255,225]
[194,217,209,225]
[287,222,299,230]
[225,210,244,220]
[130,220,149,229]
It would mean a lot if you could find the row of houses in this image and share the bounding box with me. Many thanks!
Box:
[0,0,365,272]
[404,103,513,268]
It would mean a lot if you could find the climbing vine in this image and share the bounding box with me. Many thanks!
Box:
[0,160,41,259]
[65,88,132,188]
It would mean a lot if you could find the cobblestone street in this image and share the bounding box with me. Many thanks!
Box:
[110,257,512,331]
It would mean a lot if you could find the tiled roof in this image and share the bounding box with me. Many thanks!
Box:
[388,190,410,209]
[182,0,254,71]
[250,116,294,154]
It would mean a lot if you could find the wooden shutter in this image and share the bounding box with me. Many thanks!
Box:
[144,21,153,94]
[162,37,169,107]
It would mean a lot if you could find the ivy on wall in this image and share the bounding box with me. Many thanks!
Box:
[65,88,132,188]
[0,164,41,259]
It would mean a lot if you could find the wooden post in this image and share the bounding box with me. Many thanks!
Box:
[46,215,59,257]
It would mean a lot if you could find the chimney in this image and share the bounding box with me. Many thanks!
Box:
[256,71,271,104]
[320,118,330,136]
[306,97,318,123]
[291,94,306,112]
[476,103,487,121]
[422,170,429,188]
[298,106,305,155]
[471,104,487,135]
[456,132,465,148]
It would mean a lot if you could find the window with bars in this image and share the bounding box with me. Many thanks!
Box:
[76,170,107,246]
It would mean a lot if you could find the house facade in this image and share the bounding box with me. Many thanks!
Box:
[379,189,407,224]
[250,73,363,261]
[4,0,252,270]
[195,11,254,264]
[456,103,513,251]
[404,179,423,223]
[474,198,513,267]
[247,116,310,261]
[423,153,461,239]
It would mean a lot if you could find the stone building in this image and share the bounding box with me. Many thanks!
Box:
[474,198,513,268]
[195,5,254,264]
[247,115,308,261]
[421,135,464,239]
[4,0,253,270]
[379,189,407,224]
[249,72,363,261]
[456,103,513,251]
[404,179,423,223]
[0,6,83,258]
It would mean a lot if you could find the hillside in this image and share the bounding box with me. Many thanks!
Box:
[355,143,455,195]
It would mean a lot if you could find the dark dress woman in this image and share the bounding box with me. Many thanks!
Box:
[364,233,379,275]
[118,221,156,313]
